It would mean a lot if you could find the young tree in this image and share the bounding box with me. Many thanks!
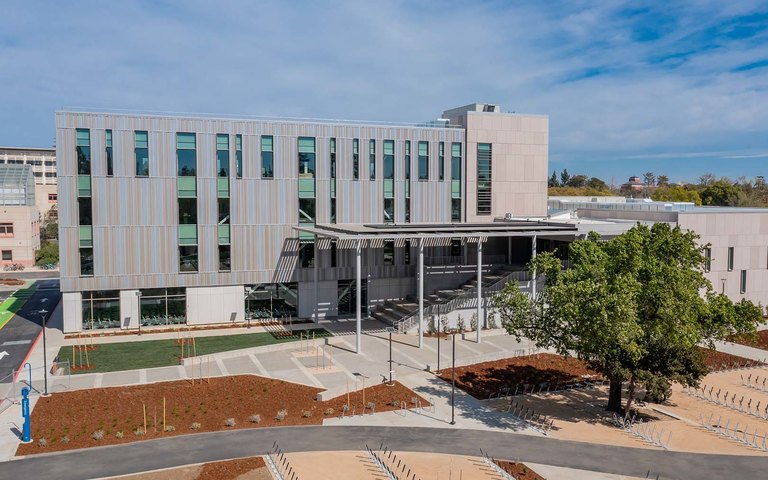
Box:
[566,174,588,188]
[492,223,760,414]
[656,175,669,186]
[700,178,741,206]
[642,172,656,197]
[549,171,560,188]
[560,169,571,187]
[587,177,608,191]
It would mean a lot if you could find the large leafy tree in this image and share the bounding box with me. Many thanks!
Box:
[493,223,761,414]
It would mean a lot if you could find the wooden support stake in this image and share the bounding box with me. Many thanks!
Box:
[143,402,147,434]
[163,396,166,432]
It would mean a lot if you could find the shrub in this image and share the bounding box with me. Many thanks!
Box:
[470,313,478,331]
[427,316,436,334]
[276,409,287,421]
[367,402,375,410]
[302,410,312,418]
[224,418,236,427]
[440,315,449,334]
[250,414,262,424]
[457,315,465,332]
[91,430,104,441]
[324,407,334,416]
[164,425,176,432]
[35,240,59,265]
[411,396,418,405]
[391,399,400,407]
[488,313,498,329]
[115,431,124,439]
[190,422,201,430]
[60,435,70,444]
[134,429,145,436]
[37,438,47,448]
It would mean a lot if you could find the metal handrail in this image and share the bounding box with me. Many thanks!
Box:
[424,254,507,267]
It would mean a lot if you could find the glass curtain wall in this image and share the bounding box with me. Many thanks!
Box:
[82,291,120,330]
[245,283,298,319]
[139,288,187,326]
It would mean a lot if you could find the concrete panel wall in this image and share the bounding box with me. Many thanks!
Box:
[0,205,40,266]
[119,289,139,330]
[186,285,245,325]
[62,292,82,333]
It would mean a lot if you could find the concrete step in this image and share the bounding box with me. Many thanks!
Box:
[370,309,398,326]
[385,300,416,316]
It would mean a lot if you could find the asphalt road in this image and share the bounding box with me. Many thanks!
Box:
[0,280,60,380]
[7,426,767,480]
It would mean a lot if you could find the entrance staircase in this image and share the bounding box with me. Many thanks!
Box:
[370,267,532,333]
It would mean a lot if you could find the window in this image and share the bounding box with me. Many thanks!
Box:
[299,198,316,224]
[330,198,337,224]
[451,239,462,258]
[298,137,316,179]
[331,240,337,268]
[135,131,149,176]
[404,141,411,181]
[235,134,242,178]
[451,199,461,222]
[219,245,231,272]
[418,141,428,180]
[369,139,376,180]
[740,270,747,294]
[477,143,492,215]
[451,142,462,221]
[704,247,711,272]
[383,198,394,224]
[176,133,197,176]
[45,172,56,178]
[404,240,411,265]
[330,138,337,180]
[179,198,197,224]
[337,279,367,316]
[299,242,315,268]
[451,143,462,180]
[179,246,198,272]
[48,193,57,203]
[1,250,11,261]
[352,139,360,180]
[383,140,394,180]
[330,138,337,224]
[261,136,273,178]
[80,248,94,276]
[438,142,444,181]
[0,223,13,236]
[105,130,113,176]
[216,134,229,177]
[218,198,230,224]
[405,198,411,223]
[78,198,93,225]
[383,240,394,265]
[76,129,91,175]
[727,247,734,271]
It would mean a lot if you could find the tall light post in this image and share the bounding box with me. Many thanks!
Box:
[245,287,254,329]
[450,332,456,425]
[386,327,395,386]
[135,291,142,336]
[38,309,49,397]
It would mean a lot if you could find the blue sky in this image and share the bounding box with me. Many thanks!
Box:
[1,0,767,184]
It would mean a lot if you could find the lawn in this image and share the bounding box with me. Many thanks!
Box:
[56,328,330,374]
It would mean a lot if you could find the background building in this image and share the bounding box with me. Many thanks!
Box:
[56,104,552,333]
[0,146,57,221]
[0,164,41,267]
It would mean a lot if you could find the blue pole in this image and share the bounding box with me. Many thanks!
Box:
[24,362,31,390]
[21,387,31,443]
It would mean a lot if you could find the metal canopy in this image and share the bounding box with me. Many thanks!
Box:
[294,221,578,240]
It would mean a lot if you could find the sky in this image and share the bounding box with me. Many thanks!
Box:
[1,0,767,184]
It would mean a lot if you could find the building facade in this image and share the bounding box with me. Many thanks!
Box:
[56,105,551,333]
[0,164,41,267]
[0,147,57,220]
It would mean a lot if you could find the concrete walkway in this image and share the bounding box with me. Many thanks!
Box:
[7,425,766,480]
[715,340,768,363]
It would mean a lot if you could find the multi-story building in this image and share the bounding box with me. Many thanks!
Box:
[0,146,57,220]
[0,164,41,267]
[56,104,562,338]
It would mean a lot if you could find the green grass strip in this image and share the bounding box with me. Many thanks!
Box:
[0,282,37,330]
[57,328,331,374]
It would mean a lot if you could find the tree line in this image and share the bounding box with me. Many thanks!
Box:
[549,169,768,207]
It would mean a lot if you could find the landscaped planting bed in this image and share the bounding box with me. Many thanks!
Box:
[728,330,768,352]
[437,353,601,399]
[16,375,428,455]
[193,456,268,480]
[699,347,762,371]
[494,460,546,480]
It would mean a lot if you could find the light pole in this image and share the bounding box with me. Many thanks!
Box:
[135,291,142,336]
[450,332,456,425]
[386,327,395,386]
[721,278,726,294]
[38,309,49,397]
[245,287,254,328]
[436,318,441,374]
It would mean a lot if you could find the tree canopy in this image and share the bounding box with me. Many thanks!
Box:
[492,223,761,413]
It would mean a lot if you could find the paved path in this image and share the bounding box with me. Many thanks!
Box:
[7,425,766,480]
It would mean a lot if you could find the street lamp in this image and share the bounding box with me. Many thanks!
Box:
[450,332,456,425]
[38,309,49,397]
[385,327,395,386]
[721,278,726,294]
[245,287,254,329]
[135,291,142,336]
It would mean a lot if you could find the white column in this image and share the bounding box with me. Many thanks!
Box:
[313,240,319,322]
[531,235,537,299]
[356,240,362,354]
[476,238,483,343]
[418,238,424,349]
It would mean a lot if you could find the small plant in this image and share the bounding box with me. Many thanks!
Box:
[190,422,202,430]
[324,407,334,416]
[488,313,498,329]
[367,402,375,410]
[440,315,449,334]
[224,418,236,427]
[164,425,176,432]
[411,396,418,405]
[91,430,104,441]
[391,399,400,407]
[250,414,262,424]
[427,316,436,334]
[302,410,312,418]
[276,409,287,421]
[470,312,478,331]
[60,435,70,444]
[115,431,124,439]
[456,315,465,332]
[37,438,47,448]
[134,428,145,436]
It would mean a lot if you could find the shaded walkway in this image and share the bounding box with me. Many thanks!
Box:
[7,425,766,480]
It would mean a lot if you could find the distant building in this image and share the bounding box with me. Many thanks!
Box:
[0,147,57,221]
[621,175,645,192]
[0,164,41,266]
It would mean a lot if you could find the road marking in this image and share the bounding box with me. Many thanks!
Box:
[1,340,31,346]
[0,351,8,360]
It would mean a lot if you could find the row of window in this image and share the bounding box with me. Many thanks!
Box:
[0,159,56,166]
[0,223,13,236]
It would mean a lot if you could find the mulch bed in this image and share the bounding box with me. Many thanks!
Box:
[194,456,266,480]
[728,330,768,352]
[495,461,546,480]
[0,278,25,286]
[437,353,601,399]
[16,375,428,456]
[699,347,762,371]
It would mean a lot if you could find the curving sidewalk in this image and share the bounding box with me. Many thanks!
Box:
[7,425,767,480]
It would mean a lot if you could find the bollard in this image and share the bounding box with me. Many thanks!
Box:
[21,387,31,443]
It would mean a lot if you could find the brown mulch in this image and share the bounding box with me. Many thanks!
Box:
[194,456,266,480]
[437,353,601,399]
[495,461,546,480]
[16,375,428,456]
[728,330,768,352]
[699,347,763,371]
[0,278,25,286]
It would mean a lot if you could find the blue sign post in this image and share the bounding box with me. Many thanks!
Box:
[21,387,31,443]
